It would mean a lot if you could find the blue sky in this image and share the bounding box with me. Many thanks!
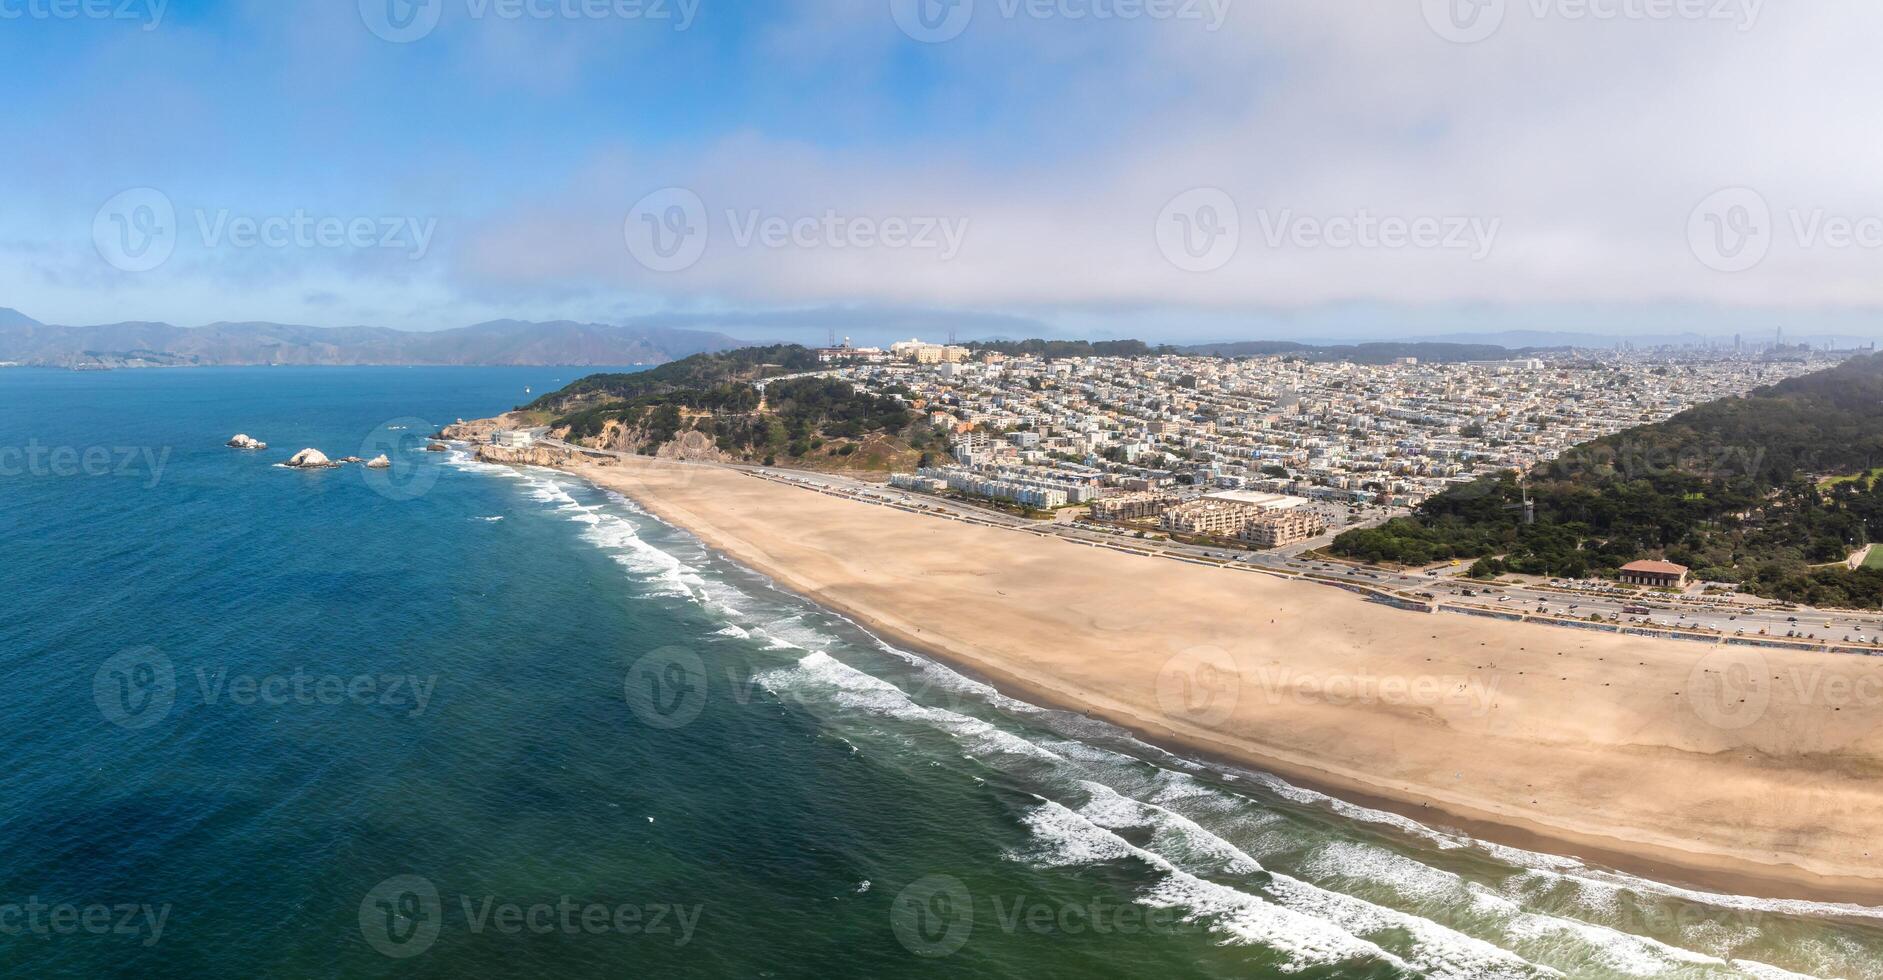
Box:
[6,0,1883,345]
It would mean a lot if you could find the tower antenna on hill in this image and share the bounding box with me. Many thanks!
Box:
[1504,474,1536,526]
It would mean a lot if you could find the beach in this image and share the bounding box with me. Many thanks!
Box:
[571,454,1883,904]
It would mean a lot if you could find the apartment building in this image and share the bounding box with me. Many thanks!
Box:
[1159,500,1258,536]
[1239,509,1329,549]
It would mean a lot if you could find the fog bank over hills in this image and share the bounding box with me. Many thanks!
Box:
[0,314,743,369]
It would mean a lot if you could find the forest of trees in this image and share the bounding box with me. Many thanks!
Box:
[526,344,820,412]
[1331,352,1883,607]
[542,360,938,463]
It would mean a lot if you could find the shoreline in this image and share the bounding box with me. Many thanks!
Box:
[556,453,1883,907]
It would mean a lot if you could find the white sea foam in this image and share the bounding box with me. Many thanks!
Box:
[1070,787,1552,980]
[755,652,1064,765]
[1013,799,1400,973]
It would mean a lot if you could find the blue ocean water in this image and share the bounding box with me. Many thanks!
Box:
[1,366,1878,979]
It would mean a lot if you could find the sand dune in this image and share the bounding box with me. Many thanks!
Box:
[572,456,1883,902]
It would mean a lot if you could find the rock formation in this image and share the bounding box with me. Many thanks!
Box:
[284,448,337,469]
[227,434,267,450]
[475,443,580,467]
[365,454,391,469]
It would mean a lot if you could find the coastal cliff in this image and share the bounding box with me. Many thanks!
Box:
[473,443,585,467]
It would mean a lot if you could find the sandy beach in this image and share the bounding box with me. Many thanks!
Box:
[571,454,1883,903]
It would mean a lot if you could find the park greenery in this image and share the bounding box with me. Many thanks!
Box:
[528,346,941,465]
[1332,352,1883,607]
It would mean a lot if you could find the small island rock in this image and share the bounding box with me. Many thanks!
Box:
[285,448,336,469]
[227,434,267,450]
[365,455,392,469]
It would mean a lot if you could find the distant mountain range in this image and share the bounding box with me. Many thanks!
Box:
[0,313,744,369]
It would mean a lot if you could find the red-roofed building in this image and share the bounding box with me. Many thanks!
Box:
[1620,560,1689,588]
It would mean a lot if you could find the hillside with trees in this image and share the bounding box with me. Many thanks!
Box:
[524,346,944,473]
[1331,352,1883,606]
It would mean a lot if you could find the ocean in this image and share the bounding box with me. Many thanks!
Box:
[1,365,1878,979]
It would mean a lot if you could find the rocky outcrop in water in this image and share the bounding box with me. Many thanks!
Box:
[365,454,392,469]
[227,434,267,450]
[285,448,337,469]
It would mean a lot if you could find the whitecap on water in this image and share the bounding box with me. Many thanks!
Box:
[1012,799,1400,974]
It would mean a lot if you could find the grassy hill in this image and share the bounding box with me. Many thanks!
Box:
[1332,352,1883,607]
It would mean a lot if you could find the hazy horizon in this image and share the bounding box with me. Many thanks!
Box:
[11,3,1883,344]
